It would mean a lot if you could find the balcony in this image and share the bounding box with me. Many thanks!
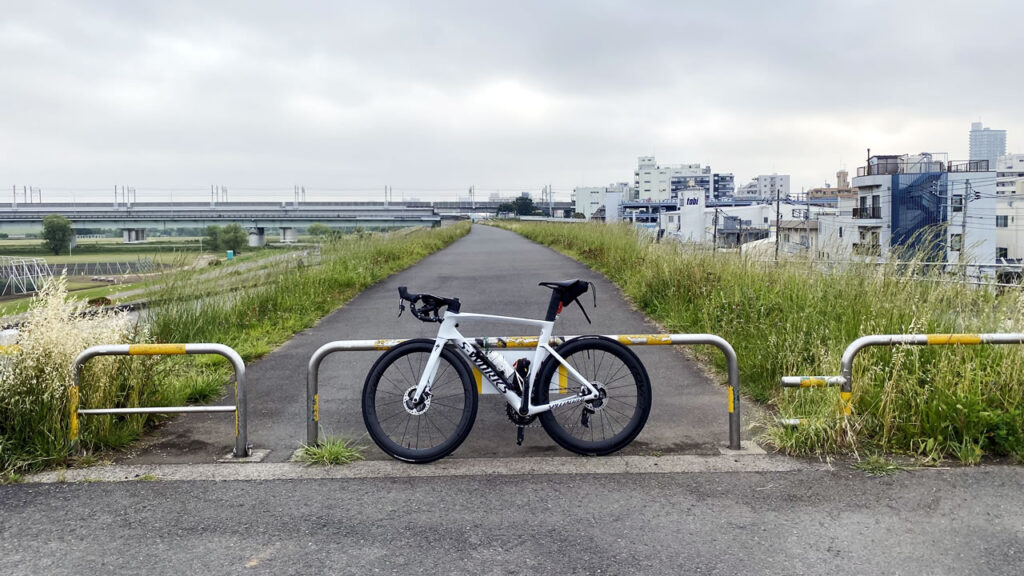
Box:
[852,243,882,257]
[852,206,882,219]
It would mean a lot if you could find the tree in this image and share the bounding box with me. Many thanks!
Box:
[205,225,221,252]
[512,196,537,216]
[41,214,74,255]
[219,223,248,253]
[307,223,332,238]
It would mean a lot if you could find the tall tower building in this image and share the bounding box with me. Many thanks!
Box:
[969,122,1007,167]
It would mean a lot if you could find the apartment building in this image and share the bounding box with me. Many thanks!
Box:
[633,156,734,202]
[817,153,996,266]
[735,174,790,201]
[969,122,1006,167]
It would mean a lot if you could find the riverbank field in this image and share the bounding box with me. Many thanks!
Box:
[0,223,470,479]
[494,221,1024,464]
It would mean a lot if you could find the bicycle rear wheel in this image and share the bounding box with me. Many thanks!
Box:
[362,339,477,463]
[536,337,651,456]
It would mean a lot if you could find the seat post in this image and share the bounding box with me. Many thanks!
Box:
[544,289,563,322]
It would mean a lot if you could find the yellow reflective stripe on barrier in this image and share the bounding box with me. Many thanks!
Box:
[728,386,735,413]
[840,391,853,415]
[558,366,568,394]
[313,393,319,422]
[69,386,79,440]
[129,344,186,355]
[494,337,541,349]
[800,377,828,388]
[926,334,981,345]
[0,344,20,354]
[617,334,673,346]
[474,369,483,394]
[374,339,406,350]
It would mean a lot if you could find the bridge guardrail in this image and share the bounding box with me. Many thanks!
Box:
[71,343,251,457]
[307,333,743,450]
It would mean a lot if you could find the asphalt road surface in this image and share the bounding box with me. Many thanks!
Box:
[118,224,749,464]
[3,465,1023,575]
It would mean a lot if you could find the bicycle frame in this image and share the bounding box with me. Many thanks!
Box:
[410,311,601,416]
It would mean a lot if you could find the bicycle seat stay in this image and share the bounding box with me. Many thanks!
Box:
[539,279,595,323]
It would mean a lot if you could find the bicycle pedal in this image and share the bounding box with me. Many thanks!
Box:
[516,426,525,446]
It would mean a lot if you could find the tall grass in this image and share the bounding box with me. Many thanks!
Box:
[496,221,1024,463]
[0,276,155,476]
[148,223,470,361]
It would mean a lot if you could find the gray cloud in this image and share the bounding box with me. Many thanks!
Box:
[2,0,1022,201]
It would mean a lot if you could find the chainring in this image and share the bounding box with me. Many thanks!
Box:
[505,403,539,427]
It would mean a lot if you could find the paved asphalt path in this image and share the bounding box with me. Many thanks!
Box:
[3,466,1023,575]
[119,224,746,464]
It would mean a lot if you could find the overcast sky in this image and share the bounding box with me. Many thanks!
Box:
[2,0,1021,203]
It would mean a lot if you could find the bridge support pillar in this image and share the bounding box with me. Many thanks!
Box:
[121,228,146,243]
[280,227,297,243]
[247,227,266,248]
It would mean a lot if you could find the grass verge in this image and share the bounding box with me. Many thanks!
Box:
[492,221,1024,464]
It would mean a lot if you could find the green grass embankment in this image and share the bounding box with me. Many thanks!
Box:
[0,224,469,479]
[494,221,1024,464]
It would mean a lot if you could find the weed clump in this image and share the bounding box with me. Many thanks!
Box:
[0,275,152,477]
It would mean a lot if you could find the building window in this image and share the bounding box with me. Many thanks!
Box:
[952,194,963,212]
[997,215,1008,227]
[839,227,843,238]
[997,247,1008,259]
[950,234,963,251]
[764,217,769,224]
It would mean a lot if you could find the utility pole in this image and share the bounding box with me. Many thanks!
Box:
[774,187,781,261]
[960,179,970,266]
[712,208,719,251]
[738,218,744,256]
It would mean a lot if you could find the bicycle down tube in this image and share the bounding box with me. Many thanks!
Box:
[410,311,601,415]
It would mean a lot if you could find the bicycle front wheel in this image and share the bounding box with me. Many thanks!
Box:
[362,339,477,463]
[536,337,652,456]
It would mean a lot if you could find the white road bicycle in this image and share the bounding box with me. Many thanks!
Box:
[361,279,652,463]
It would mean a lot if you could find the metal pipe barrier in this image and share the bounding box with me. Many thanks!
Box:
[71,343,251,457]
[781,333,1024,425]
[307,333,742,450]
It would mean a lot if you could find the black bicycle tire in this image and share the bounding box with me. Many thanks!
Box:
[362,339,477,463]
[536,337,652,456]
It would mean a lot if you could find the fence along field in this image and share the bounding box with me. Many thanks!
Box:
[0,223,470,479]
[493,220,1024,464]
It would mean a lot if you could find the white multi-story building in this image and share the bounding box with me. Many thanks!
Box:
[634,156,703,202]
[573,183,630,220]
[817,153,996,267]
[970,122,1007,167]
[995,154,1024,195]
[735,174,790,201]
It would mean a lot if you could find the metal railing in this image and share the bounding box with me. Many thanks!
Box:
[71,343,251,457]
[307,333,743,450]
[780,333,1024,425]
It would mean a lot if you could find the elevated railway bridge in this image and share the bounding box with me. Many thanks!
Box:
[0,200,575,245]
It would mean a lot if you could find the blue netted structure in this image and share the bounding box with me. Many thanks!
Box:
[890,173,948,261]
